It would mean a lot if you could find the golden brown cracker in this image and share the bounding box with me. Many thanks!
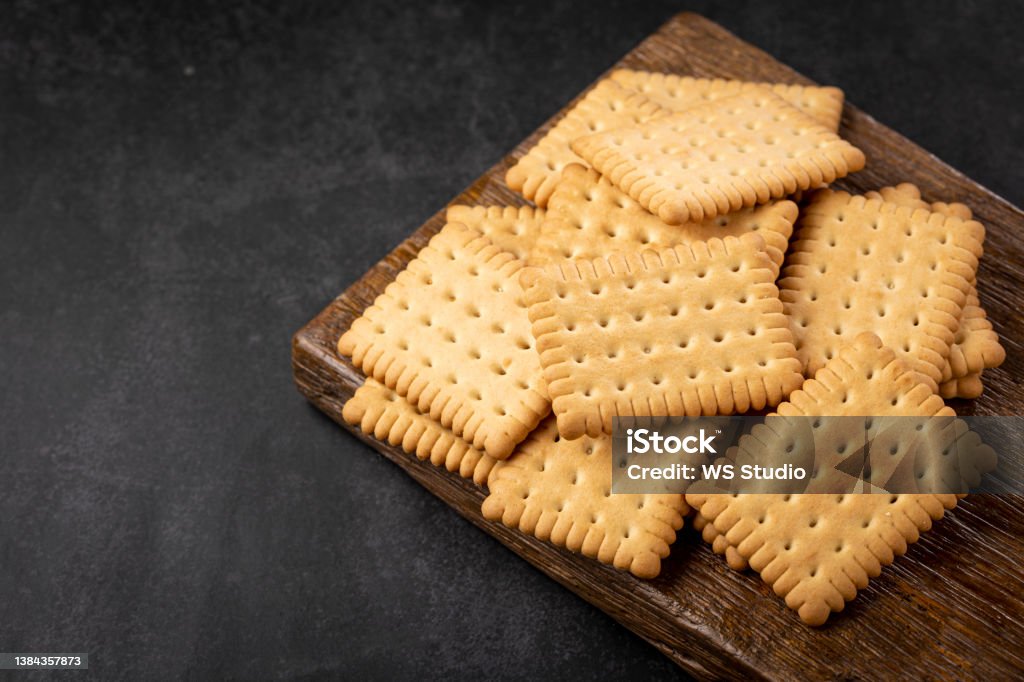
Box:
[482,417,687,578]
[338,223,550,459]
[779,190,983,390]
[687,333,970,625]
[571,92,865,225]
[863,184,1004,390]
[693,491,958,626]
[520,232,803,439]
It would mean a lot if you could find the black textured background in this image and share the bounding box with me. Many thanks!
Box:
[1,1,1021,679]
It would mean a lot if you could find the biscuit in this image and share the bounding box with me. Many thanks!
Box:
[693,491,958,626]
[520,232,803,438]
[343,378,500,486]
[571,92,865,225]
[779,190,983,390]
[482,417,688,578]
[338,223,550,459]
[535,164,797,275]
[505,78,666,207]
[445,204,545,263]
[687,333,969,625]
[863,184,1004,393]
[609,69,845,132]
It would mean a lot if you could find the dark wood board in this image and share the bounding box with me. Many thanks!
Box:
[292,13,1024,680]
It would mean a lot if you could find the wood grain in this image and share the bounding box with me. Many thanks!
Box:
[292,13,1024,680]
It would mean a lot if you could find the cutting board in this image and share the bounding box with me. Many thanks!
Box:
[292,13,1024,679]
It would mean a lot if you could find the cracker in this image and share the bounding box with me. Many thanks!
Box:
[505,78,666,207]
[343,378,500,486]
[445,204,545,263]
[338,223,550,459]
[863,184,1005,390]
[520,232,804,438]
[687,333,968,625]
[694,491,958,626]
[779,189,983,390]
[571,92,865,225]
[482,417,687,578]
[535,164,797,275]
[610,68,845,132]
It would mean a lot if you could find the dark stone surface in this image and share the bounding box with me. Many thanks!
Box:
[0,1,1019,679]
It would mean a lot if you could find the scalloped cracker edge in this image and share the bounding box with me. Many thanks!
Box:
[343,378,500,486]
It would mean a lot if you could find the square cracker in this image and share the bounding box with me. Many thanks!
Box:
[687,333,968,625]
[862,184,1004,394]
[571,91,865,225]
[445,204,545,263]
[338,223,550,459]
[520,232,803,439]
[343,378,500,486]
[482,417,688,578]
[535,163,797,275]
[609,68,845,132]
[780,189,984,390]
[505,78,666,208]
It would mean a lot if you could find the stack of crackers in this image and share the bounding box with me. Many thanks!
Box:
[337,69,1005,626]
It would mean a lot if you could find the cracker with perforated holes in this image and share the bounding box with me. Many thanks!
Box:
[570,91,865,226]
[862,184,1004,395]
[779,189,984,391]
[519,232,803,439]
[505,78,667,208]
[482,417,687,578]
[445,205,545,263]
[342,378,500,486]
[534,164,797,275]
[687,333,968,625]
[609,69,845,132]
[338,223,550,459]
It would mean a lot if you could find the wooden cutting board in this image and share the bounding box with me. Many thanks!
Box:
[292,13,1024,679]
